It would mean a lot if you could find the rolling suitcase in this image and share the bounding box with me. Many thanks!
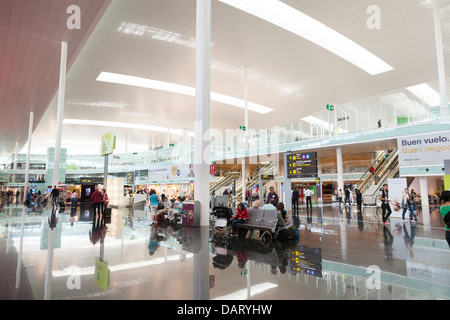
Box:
[104,207,112,224]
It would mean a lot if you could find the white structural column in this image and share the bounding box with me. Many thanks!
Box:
[419,176,431,234]
[419,177,429,208]
[336,147,344,192]
[44,41,68,300]
[194,0,211,227]
[433,0,449,118]
[419,176,431,235]
[167,113,171,146]
[16,112,33,289]
[242,67,249,204]
[12,142,19,183]
[52,41,68,187]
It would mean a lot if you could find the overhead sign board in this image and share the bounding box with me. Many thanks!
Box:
[101,132,116,156]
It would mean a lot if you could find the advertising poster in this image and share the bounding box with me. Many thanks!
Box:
[387,178,407,218]
[397,131,450,167]
[444,175,450,191]
[94,257,110,291]
[147,163,195,182]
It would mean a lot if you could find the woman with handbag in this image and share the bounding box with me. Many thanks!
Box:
[149,189,160,224]
[101,189,109,214]
[402,188,416,222]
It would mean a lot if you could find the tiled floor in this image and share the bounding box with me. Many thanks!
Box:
[0,198,449,300]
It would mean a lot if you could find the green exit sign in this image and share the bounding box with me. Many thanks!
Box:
[239,126,247,131]
[326,104,334,111]
[169,144,174,147]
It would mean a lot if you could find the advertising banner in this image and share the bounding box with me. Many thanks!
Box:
[445,175,450,191]
[94,257,110,291]
[397,131,450,167]
[387,178,407,218]
[148,163,195,182]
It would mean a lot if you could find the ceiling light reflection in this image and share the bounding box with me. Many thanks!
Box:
[68,102,128,108]
[218,0,393,75]
[213,282,278,300]
[96,72,274,114]
[118,22,197,48]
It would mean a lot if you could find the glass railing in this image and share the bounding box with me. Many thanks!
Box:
[1,91,450,178]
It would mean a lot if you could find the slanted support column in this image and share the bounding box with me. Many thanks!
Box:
[433,0,449,118]
[242,67,248,204]
[44,41,67,300]
[194,0,211,227]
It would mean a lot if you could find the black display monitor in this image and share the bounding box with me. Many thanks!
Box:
[286,152,318,179]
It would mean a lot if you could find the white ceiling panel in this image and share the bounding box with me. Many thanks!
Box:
[2,0,450,156]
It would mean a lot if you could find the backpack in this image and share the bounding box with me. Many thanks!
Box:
[157,202,165,210]
[444,212,450,229]
[277,227,299,242]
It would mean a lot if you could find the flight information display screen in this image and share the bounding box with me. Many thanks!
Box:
[286,152,318,178]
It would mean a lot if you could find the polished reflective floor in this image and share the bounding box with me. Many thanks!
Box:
[1,197,449,300]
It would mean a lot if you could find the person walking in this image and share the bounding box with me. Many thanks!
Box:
[345,187,351,206]
[379,184,392,225]
[101,188,109,214]
[338,189,344,207]
[410,189,417,214]
[402,188,416,222]
[355,189,362,213]
[304,187,314,216]
[71,189,78,210]
[292,187,299,211]
[149,189,160,224]
[90,187,103,217]
[50,185,59,208]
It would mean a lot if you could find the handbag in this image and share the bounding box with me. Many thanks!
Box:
[376,197,381,207]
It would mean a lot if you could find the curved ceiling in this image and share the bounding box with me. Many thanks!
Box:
[2,0,450,157]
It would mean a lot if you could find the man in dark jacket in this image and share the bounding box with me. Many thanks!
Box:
[266,186,279,207]
[345,187,351,206]
[292,187,299,211]
[50,186,59,208]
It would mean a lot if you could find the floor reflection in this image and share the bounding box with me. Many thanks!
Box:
[0,200,449,300]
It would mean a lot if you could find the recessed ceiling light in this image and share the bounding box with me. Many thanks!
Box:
[68,102,128,108]
[218,0,394,75]
[120,112,151,118]
[96,72,274,114]
[406,83,442,106]
[63,119,195,137]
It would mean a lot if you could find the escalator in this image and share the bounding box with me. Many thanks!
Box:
[234,162,277,202]
[210,171,241,194]
[359,150,399,205]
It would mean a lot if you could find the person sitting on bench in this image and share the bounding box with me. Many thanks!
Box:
[229,203,249,236]
[167,196,185,222]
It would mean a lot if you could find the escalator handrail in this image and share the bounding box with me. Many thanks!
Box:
[359,150,397,192]
[356,152,388,191]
